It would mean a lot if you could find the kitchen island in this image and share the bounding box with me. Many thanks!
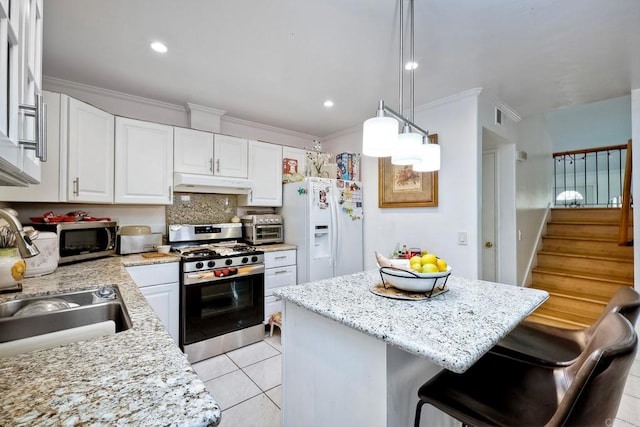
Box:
[273,270,548,427]
[0,255,220,426]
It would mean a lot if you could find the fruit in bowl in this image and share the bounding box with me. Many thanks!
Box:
[409,251,448,273]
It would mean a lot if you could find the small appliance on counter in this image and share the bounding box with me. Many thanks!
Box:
[31,221,118,264]
[117,225,163,255]
[241,214,284,245]
[25,231,58,277]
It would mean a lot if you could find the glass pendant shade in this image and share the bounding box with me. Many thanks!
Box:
[412,143,441,172]
[391,131,422,165]
[362,116,398,157]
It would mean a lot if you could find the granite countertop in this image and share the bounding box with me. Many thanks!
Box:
[274,270,548,373]
[0,256,220,426]
[256,243,297,252]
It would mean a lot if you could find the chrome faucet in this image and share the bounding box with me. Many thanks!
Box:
[0,208,40,258]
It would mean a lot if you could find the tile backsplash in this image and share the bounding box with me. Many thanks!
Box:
[166,193,237,224]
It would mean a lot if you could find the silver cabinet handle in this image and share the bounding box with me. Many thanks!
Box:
[169,185,172,203]
[216,158,220,173]
[18,94,47,161]
[39,101,47,162]
[209,158,213,173]
[73,177,79,196]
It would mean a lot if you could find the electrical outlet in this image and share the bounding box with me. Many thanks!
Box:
[458,232,467,246]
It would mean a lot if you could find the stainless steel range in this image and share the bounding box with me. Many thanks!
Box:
[169,223,265,363]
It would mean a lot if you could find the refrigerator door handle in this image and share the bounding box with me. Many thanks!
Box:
[331,187,339,271]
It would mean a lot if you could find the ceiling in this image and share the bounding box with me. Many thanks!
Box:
[43,0,640,138]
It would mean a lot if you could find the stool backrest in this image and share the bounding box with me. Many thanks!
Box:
[548,313,637,426]
[586,286,640,334]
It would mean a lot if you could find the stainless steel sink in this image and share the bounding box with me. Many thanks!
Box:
[0,286,132,344]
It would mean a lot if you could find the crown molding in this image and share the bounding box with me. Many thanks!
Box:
[43,76,185,112]
[186,102,226,117]
[222,115,318,141]
[414,88,484,114]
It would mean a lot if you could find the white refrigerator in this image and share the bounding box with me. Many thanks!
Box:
[281,177,364,284]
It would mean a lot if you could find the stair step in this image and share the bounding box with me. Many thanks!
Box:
[531,268,632,299]
[542,236,634,259]
[551,207,632,224]
[534,291,606,319]
[536,252,633,280]
[547,222,631,239]
[525,311,587,330]
[527,305,595,329]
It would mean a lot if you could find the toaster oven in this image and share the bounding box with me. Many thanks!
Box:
[241,214,283,245]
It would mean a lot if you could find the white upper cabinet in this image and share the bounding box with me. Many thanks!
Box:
[213,134,248,178]
[174,127,214,175]
[115,117,174,204]
[0,0,43,186]
[239,140,282,207]
[67,96,115,203]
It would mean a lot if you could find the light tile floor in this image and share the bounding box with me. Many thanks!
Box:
[192,330,282,427]
[192,330,640,427]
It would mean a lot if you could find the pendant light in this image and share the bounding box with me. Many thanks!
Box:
[363,0,431,167]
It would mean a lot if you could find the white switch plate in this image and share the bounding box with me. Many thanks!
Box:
[458,232,467,245]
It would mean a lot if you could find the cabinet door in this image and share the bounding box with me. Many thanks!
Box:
[0,90,63,202]
[174,127,213,175]
[67,96,114,203]
[213,134,247,178]
[115,117,173,204]
[265,265,297,293]
[139,282,179,344]
[240,140,282,206]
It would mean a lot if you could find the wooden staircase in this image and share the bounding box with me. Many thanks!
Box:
[527,207,634,329]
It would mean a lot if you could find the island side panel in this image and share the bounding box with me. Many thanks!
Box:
[387,345,459,427]
[282,301,388,427]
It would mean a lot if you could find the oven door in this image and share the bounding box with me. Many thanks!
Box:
[181,265,265,347]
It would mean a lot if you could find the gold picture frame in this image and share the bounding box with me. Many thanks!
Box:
[378,134,438,208]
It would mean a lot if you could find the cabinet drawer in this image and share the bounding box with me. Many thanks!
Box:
[265,265,296,292]
[126,263,179,287]
[264,250,296,268]
[264,295,283,323]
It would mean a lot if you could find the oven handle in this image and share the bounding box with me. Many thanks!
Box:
[183,264,265,285]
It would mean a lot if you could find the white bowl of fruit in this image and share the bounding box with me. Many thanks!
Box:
[376,251,451,293]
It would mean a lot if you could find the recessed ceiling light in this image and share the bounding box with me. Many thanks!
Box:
[150,42,168,53]
[323,100,334,108]
[404,61,419,70]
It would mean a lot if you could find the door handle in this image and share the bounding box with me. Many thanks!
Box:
[485,242,493,248]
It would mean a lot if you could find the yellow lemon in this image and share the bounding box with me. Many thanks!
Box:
[11,260,26,281]
[421,263,439,273]
[409,255,422,265]
[436,258,448,272]
[421,253,437,266]
[410,262,422,272]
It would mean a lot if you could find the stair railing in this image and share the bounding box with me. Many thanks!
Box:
[618,139,633,246]
[553,143,629,207]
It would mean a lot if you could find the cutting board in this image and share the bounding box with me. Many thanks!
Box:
[141,252,170,258]
[0,320,116,358]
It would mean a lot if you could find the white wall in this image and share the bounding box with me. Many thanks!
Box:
[545,95,632,152]
[323,91,482,279]
[515,114,554,285]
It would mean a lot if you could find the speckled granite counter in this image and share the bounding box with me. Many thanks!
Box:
[0,256,221,426]
[274,269,548,374]
[120,252,181,267]
[255,243,297,252]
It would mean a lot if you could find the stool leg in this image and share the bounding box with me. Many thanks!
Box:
[270,322,274,337]
[414,400,425,427]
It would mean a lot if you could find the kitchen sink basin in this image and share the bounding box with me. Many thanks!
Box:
[0,286,132,356]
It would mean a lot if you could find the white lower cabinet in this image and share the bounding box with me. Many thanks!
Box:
[126,263,179,343]
[264,249,296,323]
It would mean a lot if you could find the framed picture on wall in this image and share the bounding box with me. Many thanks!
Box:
[378,134,439,208]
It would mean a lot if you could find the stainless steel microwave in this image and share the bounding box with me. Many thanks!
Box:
[31,221,117,264]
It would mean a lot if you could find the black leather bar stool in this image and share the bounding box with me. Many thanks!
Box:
[414,312,638,427]
[491,286,640,366]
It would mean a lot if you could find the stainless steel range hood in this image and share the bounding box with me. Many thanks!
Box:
[173,172,253,194]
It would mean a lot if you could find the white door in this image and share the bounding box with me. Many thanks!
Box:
[482,151,498,282]
[213,134,247,178]
[114,117,173,204]
[333,180,364,277]
[67,96,114,203]
[174,127,213,175]
[139,282,179,343]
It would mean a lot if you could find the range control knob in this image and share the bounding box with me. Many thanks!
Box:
[207,261,215,268]
[241,257,249,264]
[225,258,233,266]
[195,262,204,269]
[251,255,259,263]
